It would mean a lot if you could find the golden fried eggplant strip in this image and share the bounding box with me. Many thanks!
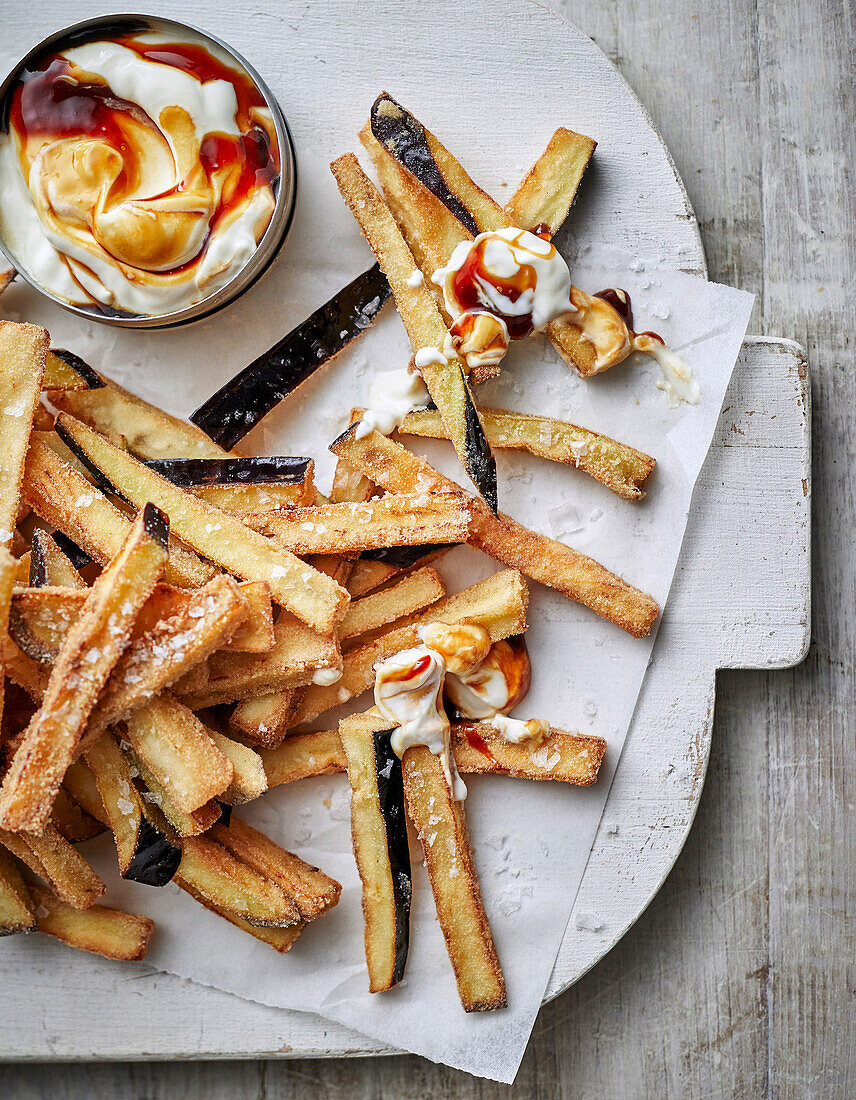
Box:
[135,578,273,654]
[117,751,221,838]
[0,507,169,832]
[398,406,656,502]
[209,733,267,804]
[50,373,231,460]
[123,694,234,814]
[338,566,445,641]
[451,723,605,785]
[332,427,658,637]
[25,879,154,960]
[29,530,87,589]
[180,611,341,709]
[346,558,400,598]
[291,568,528,725]
[260,723,605,789]
[402,745,506,1011]
[175,835,301,927]
[338,709,410,991]
[0,845,36,933]
[24,436,215,588]
[50,785,105,843]
[83,733,146,876]
[229,689,299,748]
[330,154,497,511]
[208,817,341,923]
[257,729,346,787]
[54,414,349,634]
[0,824,105,909]
[179,880,304,952]
[242,492,470,554]
[192,478,316,513]
[504,127,596,236]
[0,322,47,541]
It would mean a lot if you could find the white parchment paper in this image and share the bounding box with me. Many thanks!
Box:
[0,148,752,1079]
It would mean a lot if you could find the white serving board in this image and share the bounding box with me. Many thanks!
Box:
[0,335,810,1061]
[0,0,809,1064]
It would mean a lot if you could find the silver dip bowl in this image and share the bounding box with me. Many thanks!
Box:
[0,13,297,328]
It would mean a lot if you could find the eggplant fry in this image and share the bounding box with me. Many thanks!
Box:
[24,436,215,588]
[29,530,87,589]
[0,824,105,909]
[123,694,234,814]
[25,879,154,961]
[331,426,659,637]
[43,348,105,392]
[0,845,36,934]
[55,413,350,634]
[338,565,445,641]
[0,506,169,833]
[229,688,299,748]
[242,492,470,554]
[291,568,528,725]
[120,750,222,838]
[84,732,181,886]
[339,709,411,991]
[330,153,497,511]
[257,728,346,787]
[346,558,400,598]
[504,127,596,237]
[209,816,340,923]
[0,321,48,542]
[258,724,605,789]
[402,745,506,1010]
[175,835,301,927]
[50,372,231,460]
[50,785,105,843]
[190,264,392,449]
[209,733,267,804]
[452,723,606,785]
[180,610,341,709]
[179,879,304,952]
[398,406,656,502]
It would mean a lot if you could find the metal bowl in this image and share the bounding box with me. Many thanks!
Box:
[0,13,297,328]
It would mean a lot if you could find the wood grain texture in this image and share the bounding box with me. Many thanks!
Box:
[2,0,853,1097]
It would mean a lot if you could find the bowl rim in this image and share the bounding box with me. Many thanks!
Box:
[0,11,297,329]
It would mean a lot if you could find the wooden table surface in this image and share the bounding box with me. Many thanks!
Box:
[5,0,853,1096]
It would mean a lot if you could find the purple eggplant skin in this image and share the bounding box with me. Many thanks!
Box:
[461,376,498,512]
[123,819,182,887]
[49,532,92,570]
[190,264,391,449]
[53,418,123,499]
[373,730,411,987]
[360,542,454,569]
[144,456,312,487]
[28,529,52,588]
[49,349,105,389]
[141,503,170,551]
[370,93,480,236]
